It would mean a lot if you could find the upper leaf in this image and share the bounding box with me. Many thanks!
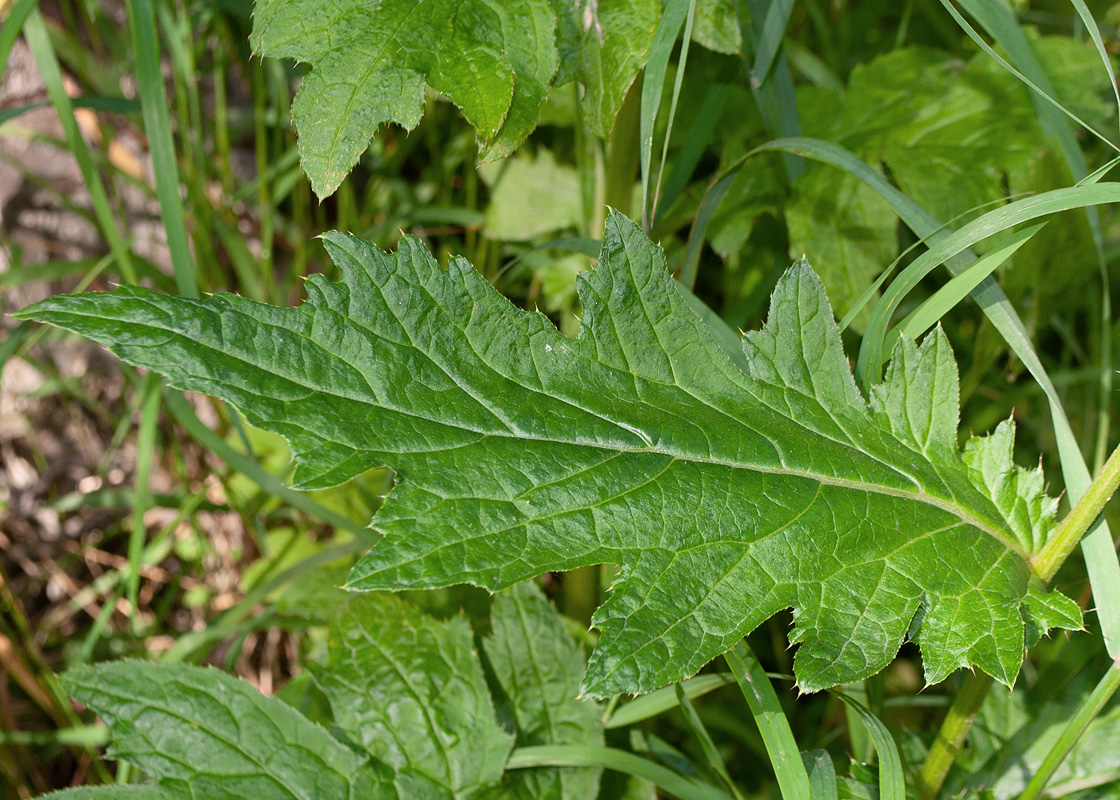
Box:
[250,0,558,197]
[250,0,659,197]
[18,212,1078,696]
[62,662,395,800]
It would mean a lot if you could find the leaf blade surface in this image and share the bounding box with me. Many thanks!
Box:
[21,213,1078,696]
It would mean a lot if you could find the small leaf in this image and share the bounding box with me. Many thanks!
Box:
[484,583,605,799]
[316,594,513,798]
[21,212,1078,697]
[62,662,394,800]
[551,0,660,136]
[250,0,557,197]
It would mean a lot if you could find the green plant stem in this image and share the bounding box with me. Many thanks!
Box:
[1019,663,1120,800]
[918,671,995,800]
[1033,441,1120,582]
[506,745,733,800]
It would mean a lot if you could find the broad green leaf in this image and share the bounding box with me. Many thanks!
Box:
[551,0,660,137]
[62,661,395,800]
[250,0,557,197]
[484,583,604,800]
[315,594,513,798]
[19,212,1079,697]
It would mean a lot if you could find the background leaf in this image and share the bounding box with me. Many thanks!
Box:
[315,594,513,799]
[483,583,605,800]
[62,662,395,800]
[250,0,557,197]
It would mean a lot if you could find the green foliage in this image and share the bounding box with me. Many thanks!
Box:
[41,584,603,800]
[19,212,1079,698]
[250,0,661,198]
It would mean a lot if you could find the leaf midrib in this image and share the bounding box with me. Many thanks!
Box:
[38,299,1024,560]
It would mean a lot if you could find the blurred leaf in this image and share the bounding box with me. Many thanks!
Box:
[785,164,896,333]
[691,0,740,54]
[551,0,660,137]
[480,151,583,240]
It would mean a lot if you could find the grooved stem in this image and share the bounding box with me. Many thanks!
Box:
[1032,442,1120,582]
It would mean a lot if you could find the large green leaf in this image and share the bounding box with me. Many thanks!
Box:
[18,212,1079,697]
[484,583,604,799]
[61,662,395,800]
[250,0,558,198]
[316,594,513,798]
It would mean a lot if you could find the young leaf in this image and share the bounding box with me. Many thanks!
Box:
[250,0,558,197]
[484,583,605,799]
[315,594,513,798]
[551,0,660,137]
[61,662,395,800]
[18,212,1078,697]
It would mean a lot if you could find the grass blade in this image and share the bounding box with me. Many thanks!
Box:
[893,221,1047,343]
[126,0,198,298]
[675,684,747,800]
[946,0,1118,155]
[1019,664,1120,800]
[653,84,729,228]
[856,185,1120,382]
[22,9,136,284]
[126,373,161,632]
[507,745,734,800]
[607,674,735,729]
[830,692,904,800]
[801,750,838,800]
[750,0,795,85]
[953,0,1115,477]
[725,641,811,800]
[651,0,697,223]
[0,0,38,78]
[1068,0,1120,142]
[740,0,803,182]
[640,0,690,229]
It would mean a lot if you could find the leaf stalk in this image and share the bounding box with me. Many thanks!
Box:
[917,672,994,800]
[1032,441,1120,583]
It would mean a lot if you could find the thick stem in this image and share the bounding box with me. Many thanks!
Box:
[1032,441,1120,582]
[917,672,994,800]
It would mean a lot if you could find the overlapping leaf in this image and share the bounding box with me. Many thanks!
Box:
[316,593,514,798]
[484,583,604,799]
[54,662,396,800]
[43,586,602,800]
[18,212,1079,697]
